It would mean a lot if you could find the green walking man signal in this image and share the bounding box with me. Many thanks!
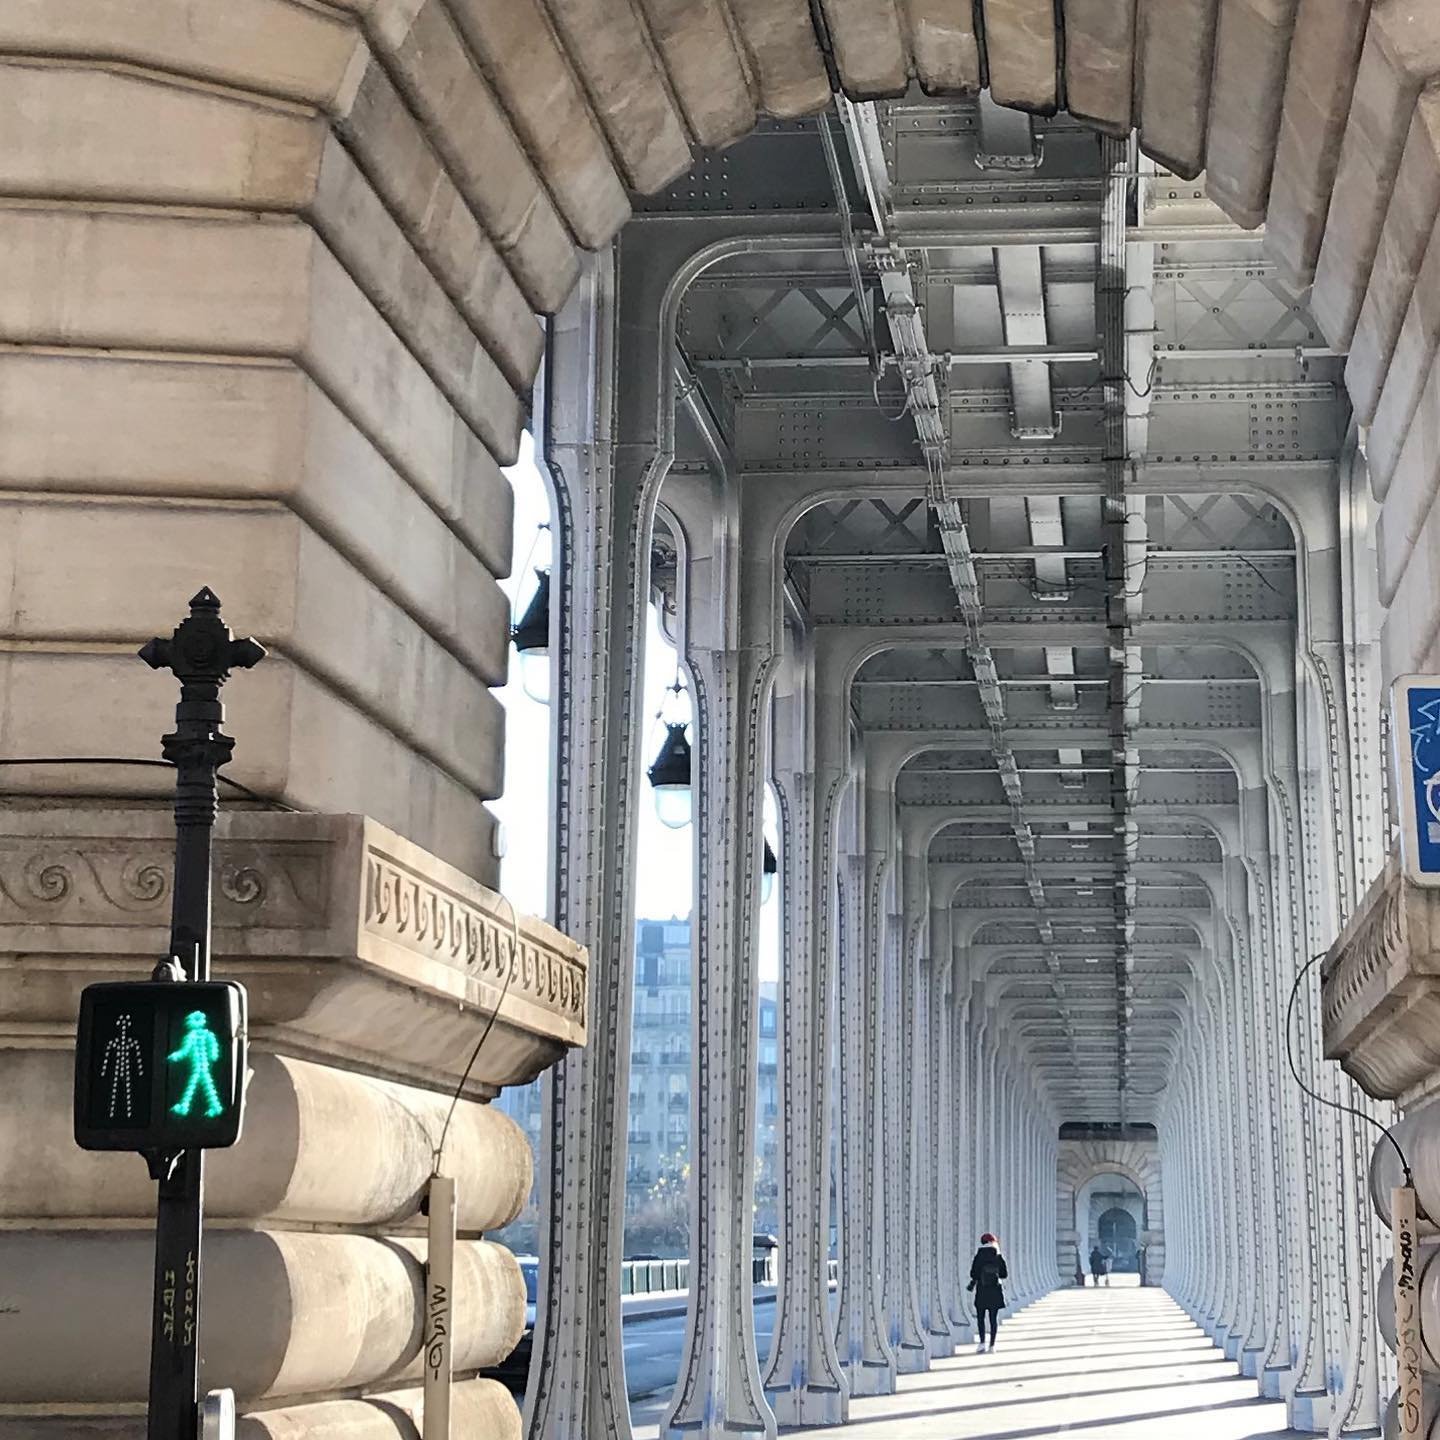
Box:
[74,978,248,1153]
[169,1011,224,1119]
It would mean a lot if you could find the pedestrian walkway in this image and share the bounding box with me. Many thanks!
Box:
[632,1284,1298,1438]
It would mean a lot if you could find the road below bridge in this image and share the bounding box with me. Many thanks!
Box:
[623,1293,778,1407]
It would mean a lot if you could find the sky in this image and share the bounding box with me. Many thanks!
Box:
[492,435,781,981]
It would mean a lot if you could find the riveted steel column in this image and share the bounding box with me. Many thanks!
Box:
[882,895,928,1372]
[659,460,792,1440]
[764,633,849,1428]
[530,248,663,1440]
[921,896,957,1355]
[833,733,897,1394]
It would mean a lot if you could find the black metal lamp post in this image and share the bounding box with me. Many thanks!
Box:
[138,589,264,1440]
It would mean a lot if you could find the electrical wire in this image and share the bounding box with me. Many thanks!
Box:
[1285,949,1416,1195]
[432,891,522,1175]
[0,756,297,810]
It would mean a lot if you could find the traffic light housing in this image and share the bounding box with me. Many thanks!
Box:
[74,980,248,1152]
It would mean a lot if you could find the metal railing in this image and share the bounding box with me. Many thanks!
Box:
[620,1254,840,1296]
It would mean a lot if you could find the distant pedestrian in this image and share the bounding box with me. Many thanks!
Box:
[968,1232,1008,1353]
[1138,1245,1148,1288]
[1089,1244,1109,1288]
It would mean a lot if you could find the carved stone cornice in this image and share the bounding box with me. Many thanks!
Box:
[0,808,587,1099]
[1322,849,1440,1102]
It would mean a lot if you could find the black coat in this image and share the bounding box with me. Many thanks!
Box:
[969,1245,1008,1310]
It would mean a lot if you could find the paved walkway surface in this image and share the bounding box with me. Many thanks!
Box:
[632,1284,1300,1437]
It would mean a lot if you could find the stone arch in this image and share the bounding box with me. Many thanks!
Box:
[1056,1137,1166,1287]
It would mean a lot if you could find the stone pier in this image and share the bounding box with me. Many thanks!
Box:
[0,810,587,1437]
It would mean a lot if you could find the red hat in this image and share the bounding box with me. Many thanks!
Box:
[980,1232,997,1244]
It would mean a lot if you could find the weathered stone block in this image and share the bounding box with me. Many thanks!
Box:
[502,0,694,192]
[1137,0,1222,179]
[1370,1103,1440,1230]
[0,495,505,785]
[337,61,543,391]
[1348,89,1440,421]
[1312,3,1440,349]
[0,658,500,881]
[1264,0,1372,287]
[0,0,367,106]
[0,1230,523,1401]
[1205,0,1301,228]
[448,0,644,225]
[981,0,1059,113]
[1376,350,1440,605]
[1369,227,1440,498]
[238,1382,522,1440]
[0,57,543,403]
[354,0,582,306]
[1062,0,1136,134]
[0,352,512,668]
[818,0,911,98]
[723,0,832,118]
[0,1381,521,1440]
[0,206,522,472]
[0,809,587,1093]
[630,0,758,146]
[0,58,328,206]
[900,0,980,96]
[0,1050,532,1231]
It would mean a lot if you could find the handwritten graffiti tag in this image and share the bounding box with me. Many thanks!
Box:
[1394,1186,1424,1439]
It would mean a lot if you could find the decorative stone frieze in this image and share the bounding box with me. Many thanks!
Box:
[1322,850,1440,1102]
[0,807,586,1096]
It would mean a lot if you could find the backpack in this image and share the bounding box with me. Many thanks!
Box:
[976,1252,1003,1288]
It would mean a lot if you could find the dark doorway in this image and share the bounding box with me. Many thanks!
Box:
[1099,1207,1139,1270]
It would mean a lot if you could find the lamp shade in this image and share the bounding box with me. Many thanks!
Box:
[648,722,692,829]
[511,569,551,704]
[761,837,777,905]
[511,569,550,654]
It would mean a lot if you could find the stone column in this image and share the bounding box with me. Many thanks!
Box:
[764,638,849,1427]
[0,812,587,1437]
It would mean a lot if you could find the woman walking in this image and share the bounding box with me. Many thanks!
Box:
[968,1232,1008,1353]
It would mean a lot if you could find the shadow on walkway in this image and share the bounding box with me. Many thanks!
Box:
[631,1285,1302,1438]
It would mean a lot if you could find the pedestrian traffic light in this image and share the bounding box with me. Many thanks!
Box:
[74,980,248,1152]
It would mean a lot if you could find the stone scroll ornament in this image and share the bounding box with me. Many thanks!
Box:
[1395,1185,1424,1439]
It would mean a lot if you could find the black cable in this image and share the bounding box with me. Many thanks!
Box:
[432,903,520,1173]
[1285,949,1416,1194]
[0,756,298,810]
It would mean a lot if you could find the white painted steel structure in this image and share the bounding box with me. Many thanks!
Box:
[528,100,1393,1440]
